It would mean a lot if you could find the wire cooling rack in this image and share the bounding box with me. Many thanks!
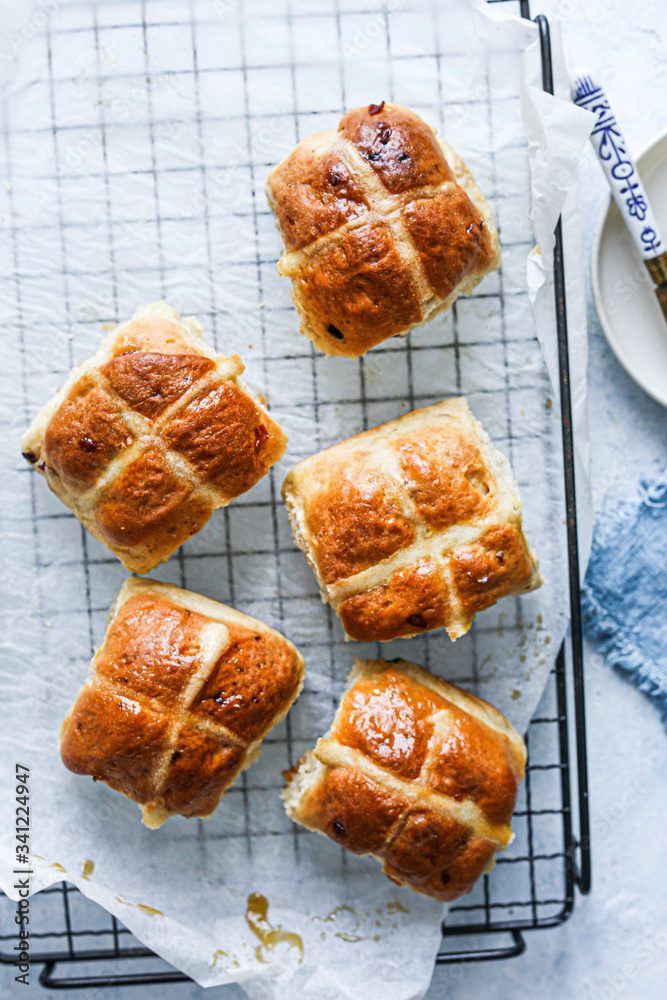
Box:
[0,0,590,987]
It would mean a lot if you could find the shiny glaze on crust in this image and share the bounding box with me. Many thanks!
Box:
[267,104,500,357]
[331,665,525,825]
[191,624,304,744]
[283,399,541,642]
[269,144,369,252]
[60,683,171,801]
[160,723,245,817]
[422,705,523,827]
[24,304,287,572]
[94,447,212,549]
[60,587,304,823]
[297,766,405,855]
[338,561,449,642]
[94,595,214,703]
[44,374,131,487]
[394,427,495,531]
[338,104,453,194]
[382,810,496,899]
[284,659,526,902]
[402,189,493,298]
[449,524,536,623]
[290,222,423,357]
[163,381,277,496]
[100,352,215,419]
[303,451,414,585]
[332,668,443,780]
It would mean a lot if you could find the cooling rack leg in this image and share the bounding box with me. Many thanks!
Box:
[38,960,190,990]
[436,930,526,963]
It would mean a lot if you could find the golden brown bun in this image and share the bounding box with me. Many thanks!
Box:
[21,302,287,572]
[283,658,526,902]
[266,103,500,357]
[60,578,305,828]
[282,398,541,642]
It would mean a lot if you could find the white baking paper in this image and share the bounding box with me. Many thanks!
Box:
[0,1,592,997]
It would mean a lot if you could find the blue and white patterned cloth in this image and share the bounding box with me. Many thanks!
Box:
[582,465,667,728]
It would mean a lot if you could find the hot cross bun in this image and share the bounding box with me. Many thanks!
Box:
[21,302,287,572]
[267,103,500,357]
[60,578,305,828]
[283,658,526,902]
[282,398,541,642]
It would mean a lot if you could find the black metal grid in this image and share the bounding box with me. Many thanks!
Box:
[0,0,590,987]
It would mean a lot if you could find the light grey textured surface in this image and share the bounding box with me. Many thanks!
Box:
[440,0,667,996]
[3,0,667,997]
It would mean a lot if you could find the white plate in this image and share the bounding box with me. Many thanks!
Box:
[592,127,667,408]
